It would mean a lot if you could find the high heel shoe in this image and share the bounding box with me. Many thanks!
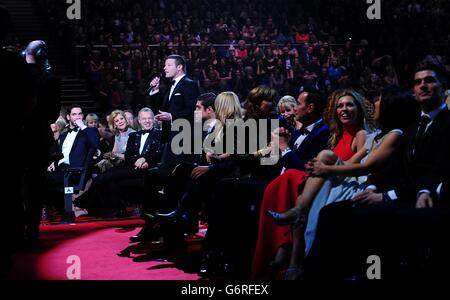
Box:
[268,207,304,226]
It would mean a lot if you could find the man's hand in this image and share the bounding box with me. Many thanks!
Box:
[134,157,147,169]
[191,166,209,179]
[351,189,383,205]
[47,162,55,172]
[415,192,434,208]
[271,127,290,151]
[74,119,87,130]
[155,110,172,122]
[149,76,160,92]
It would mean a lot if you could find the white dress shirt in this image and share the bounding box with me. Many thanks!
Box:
[59,129,78,165]
[139,132,149,155]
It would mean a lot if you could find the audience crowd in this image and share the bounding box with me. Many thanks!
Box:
[3,0,450,280]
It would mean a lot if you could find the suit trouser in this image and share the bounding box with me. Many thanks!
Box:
[204,177,269,276]
[94,166,146,215]
[143,166,172,213]
[305,200,450,279]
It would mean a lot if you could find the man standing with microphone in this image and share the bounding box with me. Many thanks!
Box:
[148,54,199,168]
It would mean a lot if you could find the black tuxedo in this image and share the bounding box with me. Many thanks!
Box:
[279,119,330,171]
[89,128,163,216]
[369,107,450,202]
[150,76,200,174]
[57,127,101,168]
[45,127,100,213]
[124,129,163,168]
[150,75,199,144]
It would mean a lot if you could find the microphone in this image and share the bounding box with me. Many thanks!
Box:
[147,74,161,93]
[147,84,157,94]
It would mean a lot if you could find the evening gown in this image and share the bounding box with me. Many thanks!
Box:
[251,126,359,277]
[303,129,401,255]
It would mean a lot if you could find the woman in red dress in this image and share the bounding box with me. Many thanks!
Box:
[252,90,371,279]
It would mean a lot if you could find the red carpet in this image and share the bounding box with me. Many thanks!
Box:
[8,217,204,280]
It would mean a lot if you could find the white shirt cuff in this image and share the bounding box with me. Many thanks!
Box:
[387,190,398,201]
[149,89,159,96]
[436,183,443,198]
[366,185,377,191]
[417,189,431,197]
[281,148,291,157]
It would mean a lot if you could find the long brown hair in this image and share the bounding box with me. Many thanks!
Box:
[324,89,370,149]
[244,85,278,119]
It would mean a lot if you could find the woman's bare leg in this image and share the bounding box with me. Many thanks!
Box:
[285,150,338,279]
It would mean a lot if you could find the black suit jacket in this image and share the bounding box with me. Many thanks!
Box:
[369,107,450,202]
[58,127,100,168]
[278,119,330,171]
[150,76,199,143]
[124,128,163,168]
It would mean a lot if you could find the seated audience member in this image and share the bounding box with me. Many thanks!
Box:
[140,92,243,250]
[277,95,302,131]
[272,88,418,279]
[74,110,136,205]
[96,110,136,172]
[252,89,369,279]
[50,117,67,141]
[198,86,283,277]
[124,109,137,130]
[46,104,100,219]
[130,92,217,243]
[76,107,162,217]
[305,62,450,280]
[85,113,99,128]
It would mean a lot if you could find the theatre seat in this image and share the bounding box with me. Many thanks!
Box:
[62,148,96,223]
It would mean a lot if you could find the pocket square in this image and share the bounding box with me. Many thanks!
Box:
[174,93,181,96]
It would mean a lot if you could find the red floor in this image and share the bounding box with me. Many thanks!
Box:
[8,217,204,280]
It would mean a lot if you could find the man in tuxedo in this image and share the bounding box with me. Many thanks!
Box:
[276,90,330,171]
[46,105,100,218]
[148,54,200,169]
[89,107,163,217]
[131,93,217,243]
[305,62,450,279]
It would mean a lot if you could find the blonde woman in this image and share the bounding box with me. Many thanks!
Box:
[154,92,243,242]
[196,91,243,176]
[97,110,135,172]
[277,95,302,130]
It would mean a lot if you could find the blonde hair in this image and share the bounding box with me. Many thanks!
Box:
[55,116,67,132]
[214,91,243,125]
[277,95,296,113]
[108,110,129,135]
[85,113,99,124]
[324,89,371,149]
[213,92,243,144]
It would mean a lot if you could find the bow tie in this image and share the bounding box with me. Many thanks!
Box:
[67,127,79,133]
[298,127,310,135]
[419,115,431,127]
[141,129,152,134]
[171,80,176,86]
